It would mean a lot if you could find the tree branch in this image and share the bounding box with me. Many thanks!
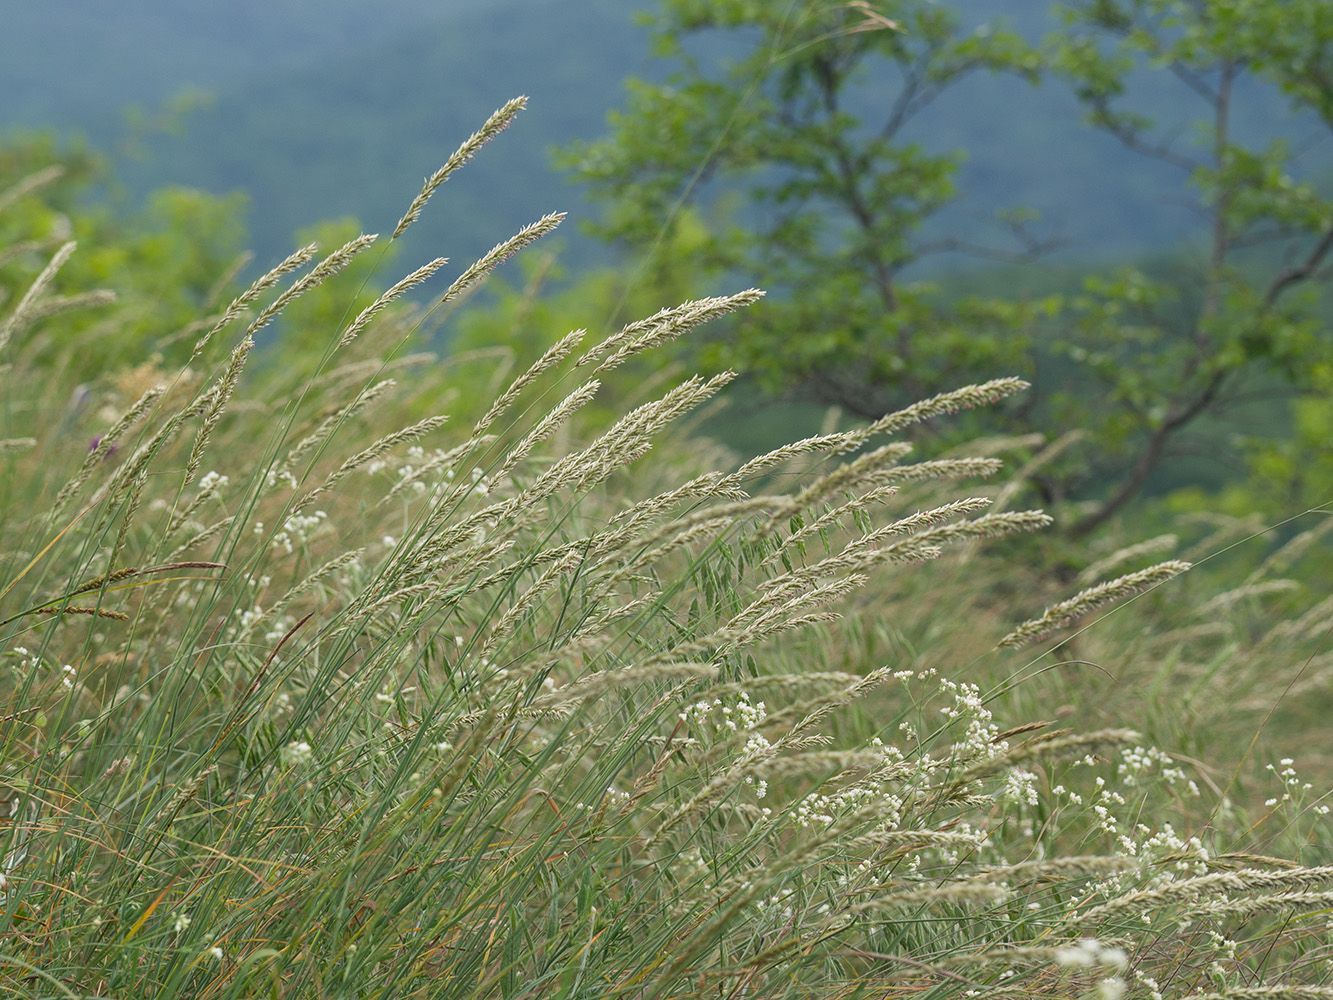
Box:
[1068,371,1227,538]
[1264,223,1333,307]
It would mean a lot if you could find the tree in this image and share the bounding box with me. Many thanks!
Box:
[565,0,1333,534]
[1048,0,1333,533]
[560,0,1048,418]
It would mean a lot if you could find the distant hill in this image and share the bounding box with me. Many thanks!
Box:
[2,0,1321,280]
[121,0,656,274]
[0,0,476,135]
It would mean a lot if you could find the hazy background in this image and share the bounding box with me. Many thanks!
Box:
[5,0,1320,280]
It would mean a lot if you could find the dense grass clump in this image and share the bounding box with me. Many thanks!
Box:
[1,102,1331,1000]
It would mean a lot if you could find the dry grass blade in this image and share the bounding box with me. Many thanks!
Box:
[0,164,65,215]
[393,96,528,238]
[0,239,76,350]
[337,256,449,349]
[998,559,1192,648]
[192,243,318,359]
[434,213,564,309]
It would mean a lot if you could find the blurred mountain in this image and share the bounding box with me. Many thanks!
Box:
[2,0,475,135]
[1,0,1322,279]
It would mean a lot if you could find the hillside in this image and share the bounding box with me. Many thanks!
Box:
[2,1,1323,278]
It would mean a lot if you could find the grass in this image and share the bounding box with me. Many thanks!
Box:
[1,100,1332,1000]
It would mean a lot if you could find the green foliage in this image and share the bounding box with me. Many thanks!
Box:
[0,134,248,379]
[561,0,1045,418]
[1046,0,1333,531]
[566,0,1333,535]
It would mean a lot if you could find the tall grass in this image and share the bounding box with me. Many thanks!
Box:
[1,102,1331,1000]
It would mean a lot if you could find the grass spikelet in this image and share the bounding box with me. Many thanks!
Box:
[21,288,117,323]
[392,96,528,238]
[1183,890,1333,920]
[433,212,565,308]
[183,333,256,488]
[524,372,736,501]
[276,377,398,481]
[109,470,148,561]
[877,455,1004,485]
[0,239,75,350]
[0,437,36,453]
[480,548,586,659]
[165,515,234,561]
[866,377,1030,436]
[787,441,916,511]
[1245,515,1333,585]
[1188,989,1333,999]
[246,234,378,337]
[473,327,586,435]
[336,256,449,349]
[1078,533,1179,584]
[35,605,131,621]
[583,289,766,372]
[771,664,898,738]
[1064,865,1333,924]
[273,548,363,609]
[494,378,600,478]
[154,764,219,831]
[893,509,1051,549]
[723,429,869,485]
[998,559,1193,648]
[52,384,166,516]
[1199,579,1301,615]
[294,414,448,513]
[0,163,64,215]
[191,242,318,359]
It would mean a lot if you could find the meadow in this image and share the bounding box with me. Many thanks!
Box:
[1,100,1331,1000]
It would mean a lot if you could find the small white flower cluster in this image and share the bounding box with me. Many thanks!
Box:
[6,646,41,673]
[271,510,328,554]
[6,647,78,693]
[1118,744,1191,791]
[368,445,452,489]
[937,677,1006,762]
[1139,822,1209,875]
[755,886,796,923]
[280,741,313,768]
[394,463,431,496]
[1133,968,1164,1000]
[795,782,904,831]
[1264,757,1322,810]
[677,847,709,876]
[1002,768,1040,807]
[1055,938,1129,1000]
[837,856,887,891]
[235,605,265,637]
[263,614,295,646]
[679,693,767,737]
[197,470,229,496]
[264,468,299,492]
